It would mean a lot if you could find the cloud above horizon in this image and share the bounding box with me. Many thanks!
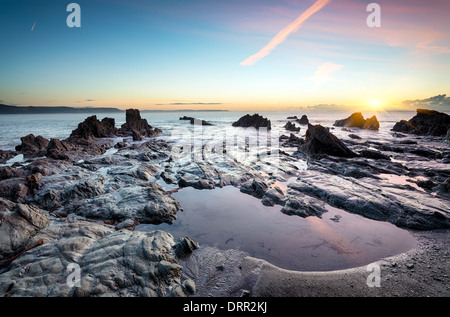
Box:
[240,0,332,66]
[401,94,450,111]
[309,62,343,87]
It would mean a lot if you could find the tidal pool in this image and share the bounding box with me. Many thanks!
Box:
[137,186,416,271]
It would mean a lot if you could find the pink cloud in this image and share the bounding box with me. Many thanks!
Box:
[240,0,333,66]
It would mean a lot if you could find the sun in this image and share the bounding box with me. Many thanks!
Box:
[370,100,381,108]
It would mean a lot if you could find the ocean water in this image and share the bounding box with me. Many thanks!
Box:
[0,110,421,151]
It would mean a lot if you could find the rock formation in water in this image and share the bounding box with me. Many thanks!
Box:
[69,115,118,140]
[392,109,450,137]
[334,112,380,130]
[179,116,213,126]
[283,121,300,132]
[301,124,357,158]
[297,115,309,125]
[232,114,271,130]
[120,109,162,139]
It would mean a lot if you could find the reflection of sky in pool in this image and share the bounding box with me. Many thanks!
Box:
[137,186,416,272]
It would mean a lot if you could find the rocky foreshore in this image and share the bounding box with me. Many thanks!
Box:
[0,109,449,297]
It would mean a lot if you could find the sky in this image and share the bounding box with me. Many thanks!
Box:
[0,0,450,111]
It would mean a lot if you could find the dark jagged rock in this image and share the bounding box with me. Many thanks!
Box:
[15,134,49,155]
[46,138,73,160]
[358,149,390,160]
[174,237,199,259]
[334,112,380,130]
[240,179,269,198]
[301,124,357,158]
[69,115,118,140]
[287,116,298,120]
[232,114,271,130]
[392,109,450,137]
[120,109,161,138]
[297,115,309,125]
[284,121,300,132]
[0,150,18,164]
[179,116,213,126]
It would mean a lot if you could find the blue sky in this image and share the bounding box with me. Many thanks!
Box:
[1,0,449,111]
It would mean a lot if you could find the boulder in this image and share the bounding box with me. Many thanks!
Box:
[392,109,450,137]
[232,114,271,130]
[334,113,380,130]
[301,124,357,158]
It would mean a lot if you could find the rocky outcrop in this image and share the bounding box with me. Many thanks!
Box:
[392,109,450,137]
[232,114,271,130]
[334,113,380,130]
[0,218,197,297]
[46,138,74,160]
[179,116,213,126]
[0,150,18,164]
[283,121,300,132]
[297,115,309,125]
[120,109,161,138]
[69,116,118,140]
[288,170,450,230]
[301,124,357,158]
[15,134,49,156]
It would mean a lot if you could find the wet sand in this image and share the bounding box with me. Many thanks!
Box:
[244,229,449,297]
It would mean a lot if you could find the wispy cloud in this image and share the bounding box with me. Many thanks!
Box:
[155,102,224,106]
[240,0,333,66]
[31,19,37,31]
[309,62,343,87]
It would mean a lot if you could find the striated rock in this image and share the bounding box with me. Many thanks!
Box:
[15,134,49,155]
[120,109,161,138]
[358,149,390,160]
[240,178,269,199]
[392,109,450,137]
[301,124,357,158]
[289,170,450,230]
[280,192,327,218]
[284,121,300,132]
[46,138,73,160]
[232,114,271,130]
[179,116,213,126]
[0,199,50,261]
[0,218,196,297]
[334,113,380,130]
[69,116,118,140]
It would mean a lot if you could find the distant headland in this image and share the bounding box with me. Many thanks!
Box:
[0,104,122,114]
[0,104,229,114]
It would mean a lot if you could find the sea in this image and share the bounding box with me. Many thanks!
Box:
[0,109,423,151]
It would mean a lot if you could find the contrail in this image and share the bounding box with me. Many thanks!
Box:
[240,0,332,66]
[31,19,37,31]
